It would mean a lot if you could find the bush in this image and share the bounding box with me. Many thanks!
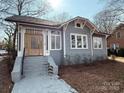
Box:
[118,48,124,57]
[108,49,117,56]
[108,48,124,57]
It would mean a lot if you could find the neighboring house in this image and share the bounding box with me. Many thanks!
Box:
[5,15,108,82]
[107,23,124,49]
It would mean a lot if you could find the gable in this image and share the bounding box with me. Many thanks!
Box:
[61,16,99,33]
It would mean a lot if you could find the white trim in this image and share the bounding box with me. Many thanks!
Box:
[90,31,94,57]
[42,31,46,56]
[50,31,62,50]
[70,33,88,49]
[63,28,66,56]
[82,20,87,29]
[17,26,25,57]
[63,24,69,57]
[93,37,103,49]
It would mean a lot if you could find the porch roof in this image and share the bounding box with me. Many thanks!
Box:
[5,15,108,35]
[5,15,61,27]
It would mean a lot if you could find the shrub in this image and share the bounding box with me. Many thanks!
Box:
[118,48,124,57]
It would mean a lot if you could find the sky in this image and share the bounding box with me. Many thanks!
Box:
[47,0,106,21]
[0,0,106,40]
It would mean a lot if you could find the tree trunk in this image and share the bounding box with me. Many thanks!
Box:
[12,24,18,60]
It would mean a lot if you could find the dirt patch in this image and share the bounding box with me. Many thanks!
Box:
[59,60,124,93]
[0,58,12,93]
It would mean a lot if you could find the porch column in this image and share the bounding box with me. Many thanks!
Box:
[17,26,25,57]
[43,30,50,56]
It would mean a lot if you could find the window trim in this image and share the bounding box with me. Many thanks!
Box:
[93,37,103,49]
[50,31,62,50]
[70,33,88,49]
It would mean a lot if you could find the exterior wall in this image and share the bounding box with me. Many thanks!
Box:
[93,35,107,60]
[50,51,63,65]
[107,28,124,48]
[64,21,92,65]
[18,21,107,65]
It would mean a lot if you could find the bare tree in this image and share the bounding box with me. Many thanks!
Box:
[94,0,124,33]
[0,0,51,59]
[49,12,72,23]
[94,9,119,33]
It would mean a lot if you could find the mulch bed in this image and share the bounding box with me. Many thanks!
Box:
[0,59,12,93]
[59,60,124,93]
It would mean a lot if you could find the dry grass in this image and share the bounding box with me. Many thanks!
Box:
[0,57,12,93]
[59,60,124,93]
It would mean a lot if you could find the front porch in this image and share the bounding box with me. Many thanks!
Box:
[18,27,51,57]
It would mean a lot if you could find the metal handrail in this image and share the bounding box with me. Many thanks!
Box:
[21,48,25,75]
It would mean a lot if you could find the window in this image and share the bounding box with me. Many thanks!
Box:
[51,31,61,50]
[93,37,102,49]
[71,35,76,48]
[70,34,88,49]
[77,35,82,48]
[75,22,82,28]
[116,32,121,39]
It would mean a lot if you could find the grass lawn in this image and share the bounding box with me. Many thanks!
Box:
[59,59,124,93]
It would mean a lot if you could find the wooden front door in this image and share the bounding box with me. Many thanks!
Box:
[25,30,43,56]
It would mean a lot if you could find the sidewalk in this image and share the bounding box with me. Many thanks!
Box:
[12,75,78,93]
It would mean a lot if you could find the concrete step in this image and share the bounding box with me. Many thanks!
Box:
[23,56,49,77]
[24,68,48,72]
[24,72,48,77]
[24,67,47,72]
[24,56,48,61]
[24,64,48,68]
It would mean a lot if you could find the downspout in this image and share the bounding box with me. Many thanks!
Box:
[105,35,109,58]
[91,29,95,61]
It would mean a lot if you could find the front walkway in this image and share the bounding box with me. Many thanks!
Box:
[12,56,78,93]
[12,75,78,93]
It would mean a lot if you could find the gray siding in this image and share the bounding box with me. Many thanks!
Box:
[50,50,63,65]
[63,21,107,65]
[92,35,107,60]
[64,21,92,64]
[49,21,107,65]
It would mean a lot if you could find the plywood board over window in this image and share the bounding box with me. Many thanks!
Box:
[25,28,43,56]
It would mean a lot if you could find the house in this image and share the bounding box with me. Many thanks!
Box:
[107,23,124,49]
[5,15,108,82]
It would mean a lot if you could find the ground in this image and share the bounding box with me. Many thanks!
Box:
[0,57,12,93]
[59,58,124,93]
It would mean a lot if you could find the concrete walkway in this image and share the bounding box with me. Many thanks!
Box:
[12,56,78,93]
[12,75,78,93]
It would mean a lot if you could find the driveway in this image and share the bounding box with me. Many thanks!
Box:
[12,75,78,93]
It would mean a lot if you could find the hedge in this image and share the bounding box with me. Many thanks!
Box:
[108,48,124,57]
